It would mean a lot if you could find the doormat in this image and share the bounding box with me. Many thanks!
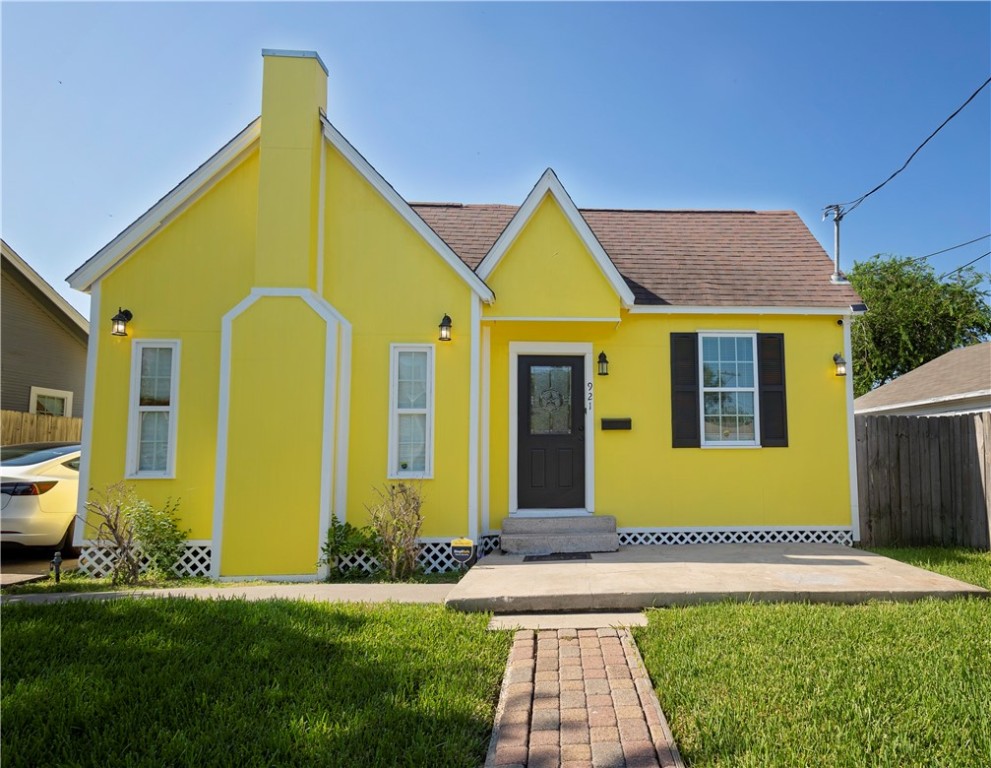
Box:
[523,552,593,562]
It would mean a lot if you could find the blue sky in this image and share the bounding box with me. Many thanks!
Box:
[3,2,989,318]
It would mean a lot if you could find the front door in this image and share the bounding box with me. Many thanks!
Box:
[518,355,585,509]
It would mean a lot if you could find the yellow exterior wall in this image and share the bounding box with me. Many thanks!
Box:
[485,195,621,319]
[222,298,326,575]
[322,145,474,537]
[86,150,260,539]
[485,313,851,532]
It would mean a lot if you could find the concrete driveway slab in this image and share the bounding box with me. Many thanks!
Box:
[446,544,988,613]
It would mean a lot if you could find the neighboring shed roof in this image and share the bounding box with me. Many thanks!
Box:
[2,239,89,336]
[855,342,991,414]
[412,203,862,309]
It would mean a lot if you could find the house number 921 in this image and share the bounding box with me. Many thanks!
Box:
[587,381,593,412]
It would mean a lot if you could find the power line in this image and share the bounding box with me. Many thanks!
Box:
[938,251,991,280]
[909,233,991,263]
[825,75,991,221]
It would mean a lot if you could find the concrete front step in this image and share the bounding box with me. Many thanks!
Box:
[500,515,619,555]
[499,532,620,555]
[501,514,617,535]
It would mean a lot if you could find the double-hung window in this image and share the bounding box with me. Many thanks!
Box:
[127,340,180,477]
[700,334,759,446]
[388,345,434,478]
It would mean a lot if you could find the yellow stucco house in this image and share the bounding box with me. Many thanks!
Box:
[69,50,864,579]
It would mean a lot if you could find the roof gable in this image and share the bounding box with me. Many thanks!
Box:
[67,118,262,293]
[475,169,636,308]
[320,115,494,303]
[855,342,991,412]
[3,239,88,335]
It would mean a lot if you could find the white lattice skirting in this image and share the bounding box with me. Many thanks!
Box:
[78,530,850,578]
[79,542,213,578]
[618,528,854,547]
[337,535,502,576]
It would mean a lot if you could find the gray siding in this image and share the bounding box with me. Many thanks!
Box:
[1,270,88,418]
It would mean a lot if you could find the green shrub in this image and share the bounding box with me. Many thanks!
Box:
[83,483,188,585]
[128,496,188,578]
[320,513,380,579]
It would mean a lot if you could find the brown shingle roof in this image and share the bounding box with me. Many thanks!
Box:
[855,342,991,412]
[411,203,862,308]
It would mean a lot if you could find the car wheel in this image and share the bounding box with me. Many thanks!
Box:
[57,520,80,557]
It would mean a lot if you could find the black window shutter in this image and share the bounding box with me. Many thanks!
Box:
[758,333,788,447]
[670,333,700,448]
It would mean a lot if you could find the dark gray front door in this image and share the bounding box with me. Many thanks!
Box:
[518,355,585,509]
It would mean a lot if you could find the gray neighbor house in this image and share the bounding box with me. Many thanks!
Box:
[1,239,88,419]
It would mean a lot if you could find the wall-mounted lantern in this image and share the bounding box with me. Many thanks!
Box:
[111,308,133,337]
[597,351,609,376]
[438,313,452,342]
[833,353,847,377]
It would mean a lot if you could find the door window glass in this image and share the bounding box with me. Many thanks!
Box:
[529,365,571,435]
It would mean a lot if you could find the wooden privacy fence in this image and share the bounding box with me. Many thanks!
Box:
[1,410,83,445]
[856,412,990,550]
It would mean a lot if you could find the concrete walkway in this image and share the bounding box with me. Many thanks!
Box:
[486,627,683,768]
[446,544,988,613]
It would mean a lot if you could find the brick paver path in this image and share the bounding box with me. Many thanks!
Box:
[485,628,683,768]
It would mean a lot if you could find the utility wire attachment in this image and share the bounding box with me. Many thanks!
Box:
[825,75,991,220]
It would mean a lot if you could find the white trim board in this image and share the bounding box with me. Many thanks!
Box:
[843,317,861,542]
[629,305,861,316]
[467,295,481,541]
[212,288,349,579]
[476,168,635,309]
[508,341,595,517]
[482,316,622,323]
[73,283,101,548]
[68,118,262,292]
[320,115,494,303]
[480,324,491,535]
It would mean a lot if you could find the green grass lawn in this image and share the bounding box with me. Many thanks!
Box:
[868,546,991,590]
[1,567,464,596]
[635,549,991,768]
[1,600,510,768]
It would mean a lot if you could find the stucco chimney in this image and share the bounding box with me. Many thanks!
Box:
[255,49,328,288]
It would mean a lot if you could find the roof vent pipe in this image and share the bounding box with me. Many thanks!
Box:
[823,204,849,284]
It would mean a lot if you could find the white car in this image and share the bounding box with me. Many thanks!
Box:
[1,442,81,551]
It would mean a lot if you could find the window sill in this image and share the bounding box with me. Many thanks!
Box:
[126,471,177,480]
[699,443,762,450]
[387,472,433,481]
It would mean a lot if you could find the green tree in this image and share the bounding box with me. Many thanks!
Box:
[848,255,991,397]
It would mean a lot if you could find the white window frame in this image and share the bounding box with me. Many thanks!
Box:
[28,386,73,417]
[698,332,761,448]
[387,344,435,479]
[126,339,180,479]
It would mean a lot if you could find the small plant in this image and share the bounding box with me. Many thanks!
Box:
[366,482,424,581]
[320,513,380,579]
[127,496,188,578]
[83,483,188,585]
[83,483,141,585]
